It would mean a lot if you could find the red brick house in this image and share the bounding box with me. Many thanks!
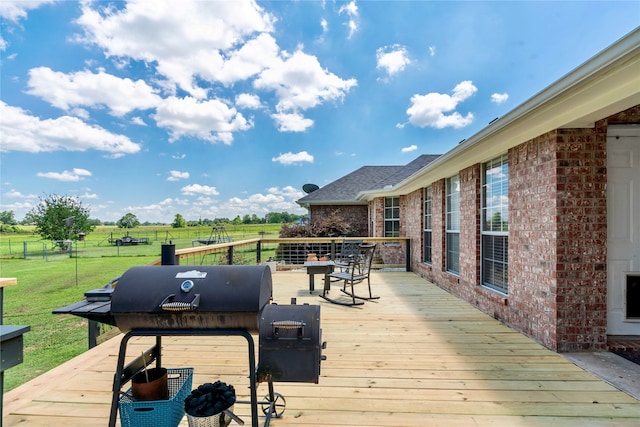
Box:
[297,155,440,236]
[298,29,640,352]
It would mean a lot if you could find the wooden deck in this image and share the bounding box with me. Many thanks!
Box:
[3,271,640,426]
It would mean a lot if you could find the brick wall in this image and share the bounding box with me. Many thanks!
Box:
[412,178,461,291]
[409,114,633,351]
[370,196,407,265]
[554,127,608,351]
[459,165,481,288]
[508,131,563,350]
[320,107,639,352]
[404,189,423,266]
[370,198,383,237]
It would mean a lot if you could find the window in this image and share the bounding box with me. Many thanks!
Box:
[446,176,460,274]
[423,186,432,264]
[384,197,400,237]
[482,155,508,293]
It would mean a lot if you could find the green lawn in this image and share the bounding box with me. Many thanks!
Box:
[0,223,284,391]
[1,256,158,391]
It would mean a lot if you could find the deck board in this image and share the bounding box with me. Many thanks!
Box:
[3,271,639,426]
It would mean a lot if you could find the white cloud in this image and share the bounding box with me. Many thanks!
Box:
[0,101,141,154]
[376,45,411,79]
[320,18,328,33]
[254,48,357,128]
[69,1,355,140]
[402,145,418,153]
[120,198,190,223]
[37,168,92,182]
[181,184,220,196]
[131,116,147,126]
[106,185,306,223]
[272,151,314,165]
[491,92,509,104]
[153,96,252,143]
[168,170,190,181]
[268,185,303,199]
[235,93,262,109]
[2,189,37,199]
[222,185,305,216]
[429,46,436,56]
[81,192,99,199]
[209,33,281,86]
[338,1,359,39]
[76,0,276,97]
[26,67,161,116]
[0,0,55,22]
[271,112,314,132]
[402,81,477,129]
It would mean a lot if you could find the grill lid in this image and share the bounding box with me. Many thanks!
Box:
[110,265,272,332]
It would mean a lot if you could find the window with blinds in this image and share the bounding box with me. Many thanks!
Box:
[423,186,432,264]
[384,197,400,237]
[446,176,460,274]
[482,155,508,293]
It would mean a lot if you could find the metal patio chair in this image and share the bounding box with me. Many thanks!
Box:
[330,239,362,278]
[322,243,378,306]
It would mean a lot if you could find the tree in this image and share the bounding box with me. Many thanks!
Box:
[0,210,17,225]
[117,213,140,229]
[172,213,187,228]
[27,194,95,249]
[279,210,353,238]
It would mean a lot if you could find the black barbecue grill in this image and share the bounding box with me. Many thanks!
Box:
[54,264,326,427]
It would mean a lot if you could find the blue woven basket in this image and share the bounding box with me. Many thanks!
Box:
[119,367,193,427]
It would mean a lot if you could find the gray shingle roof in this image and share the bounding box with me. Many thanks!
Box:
[297,154,440,206]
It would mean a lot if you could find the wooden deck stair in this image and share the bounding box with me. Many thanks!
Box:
[3,271,640,426]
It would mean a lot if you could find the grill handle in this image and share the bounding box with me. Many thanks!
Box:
[159,294,201,312]
[272,320,305,338]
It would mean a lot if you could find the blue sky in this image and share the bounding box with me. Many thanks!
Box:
[1,1,638,223]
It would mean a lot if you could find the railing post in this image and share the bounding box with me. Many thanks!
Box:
[161,242,177,265]
[405,239,411,272]
[330,240,336,260]
[88,320,100,349]
[227,246,234,265]
[256,241,262,264]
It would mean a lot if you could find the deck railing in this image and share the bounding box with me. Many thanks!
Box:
[83,237,411,348]
[152,237,411,271]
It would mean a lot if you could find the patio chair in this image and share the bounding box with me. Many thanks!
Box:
[331,239,362,277]
[322,243,378,306]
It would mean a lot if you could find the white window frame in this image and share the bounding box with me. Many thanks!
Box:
[481,155,509,293]
[384,197,400,237]
[446,175,460,274]
[423,186,432,264]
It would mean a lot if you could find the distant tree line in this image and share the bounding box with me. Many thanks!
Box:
[170,211,306,228]
[1,205,307,233]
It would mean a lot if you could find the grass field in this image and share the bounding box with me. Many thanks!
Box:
[0,224,283,391]
[0,223,282,259]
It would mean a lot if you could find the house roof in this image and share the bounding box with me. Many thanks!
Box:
[297,154,440,207]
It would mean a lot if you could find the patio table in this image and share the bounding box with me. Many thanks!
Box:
[303,261,335,293]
